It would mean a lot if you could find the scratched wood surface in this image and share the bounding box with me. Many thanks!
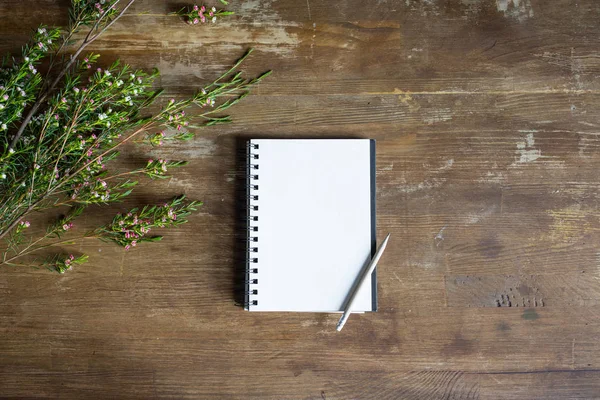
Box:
[2,0,600,398]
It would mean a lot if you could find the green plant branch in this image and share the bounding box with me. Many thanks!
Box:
[9,0,136,150]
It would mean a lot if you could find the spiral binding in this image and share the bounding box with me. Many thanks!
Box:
[246,142,260,309]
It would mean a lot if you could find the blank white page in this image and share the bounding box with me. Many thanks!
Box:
[248,139,376,312]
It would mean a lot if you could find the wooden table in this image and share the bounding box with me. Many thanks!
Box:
[2,0,600,398]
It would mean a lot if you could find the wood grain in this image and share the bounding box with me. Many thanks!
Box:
[2,0,600,398]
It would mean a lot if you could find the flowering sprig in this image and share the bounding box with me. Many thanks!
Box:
[144,159,188,179]
[48,253,89,274]
[46,205,85,238]
[1,196,200,271]
[96,196,202,250]
[172,5,234,25]
[0,27,61,136]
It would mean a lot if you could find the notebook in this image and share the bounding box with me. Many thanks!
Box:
[245,139,377,312]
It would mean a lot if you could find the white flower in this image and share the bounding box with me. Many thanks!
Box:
[73,87,79,93]
[212,16,217,23]
[1,173,5,179]
[124,96,131,102]
[211,6,216,12]
[98,113,107,120]
[0,104,4,110]
[116,80,123,87]
[104,70,111,76]
[130,73,135,80]
[1,123,6,130]
[24,57,29,62]
[106,121,111,127]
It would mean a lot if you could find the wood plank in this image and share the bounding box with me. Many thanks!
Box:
[2,0,600,398]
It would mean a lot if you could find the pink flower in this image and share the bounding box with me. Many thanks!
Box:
[193,18,199,24]
[201,16,206,23]
[193,5,199,11]
[62,224,69,231]
[209,11,213,17]
[200,5,205,12]
[131,241,137,247]
[125,245,130,251]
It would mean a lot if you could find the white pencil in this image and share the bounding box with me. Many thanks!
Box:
[336,233,391,332]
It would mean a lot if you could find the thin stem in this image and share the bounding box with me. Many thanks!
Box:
[47,95,85,191]
[0,201,40,241]
[102,169,144,181]
[43,19,82,84]
[1,235,94,266]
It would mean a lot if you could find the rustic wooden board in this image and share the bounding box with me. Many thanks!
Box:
[2,0,600,398]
